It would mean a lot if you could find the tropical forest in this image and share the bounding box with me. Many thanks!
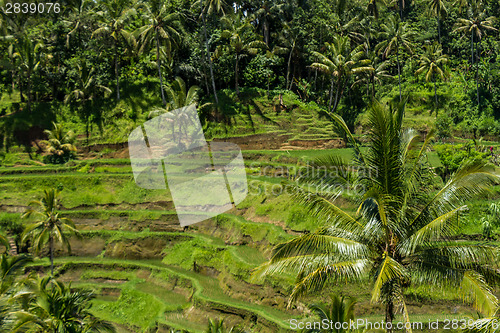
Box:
[0,0,499,331]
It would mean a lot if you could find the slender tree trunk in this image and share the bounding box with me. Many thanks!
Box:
[235,54,239,95]
[11,70,15,93]
[85,101,90,144]
[286,41,295,90]
[19,74,24,103]
[385,298,394,333]
[27,70,32,112]
[156,31,166,106]
[372,76,376,98]
[437,17,441,44]
[332,76,343,113]
[263,17,269,46]
[114,39,120,101]
[399,0,403,20]
[434,78,438,114]
[328,75,335,112]
[471,31,474,65]
[202,13,218,104]
[397,49,402,101]
[475,41,480,104]
[49,233,54,276]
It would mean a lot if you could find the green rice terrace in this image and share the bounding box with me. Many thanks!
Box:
[2,0,500,330]
[0,98,499,332]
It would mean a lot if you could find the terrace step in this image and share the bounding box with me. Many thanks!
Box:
[8,237,17,255]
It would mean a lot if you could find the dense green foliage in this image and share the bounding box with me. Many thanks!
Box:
[0,0,499,149]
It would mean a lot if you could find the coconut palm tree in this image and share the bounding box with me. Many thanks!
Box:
[376,16,414,101]
[205,318,243,333]
[149,77,201,118]
[273,22,300,91]
[40,122,77,164]
[307,295,357,332]
[22,189,80,276]
[453,9,497,104]
[219,14,266,95]
[353,51,391,98]
[63,0,95,49]
[253,101,500,333]
[136,0,181,106]
[12,276,115,332]
[92,0,137,101]
[65,62,112,143]
[192,0,228,105]
[13,36,44,112]
[304,294,383,332]
[0,254,32,331]
[415,43,448,113]
[311,35,373,113]
[250,0,287,46]
[428,0,448,43]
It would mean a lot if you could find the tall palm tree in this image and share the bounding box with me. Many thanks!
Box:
[192,0,227,105]
[415,43,448,113]
[22,189,81,276]
[251,0,286,46]
[137,0,181,106]
[148,76,201,117]
[376,16,414,101]
[65,62,112,143]
[427,0,448,43]
[311,35,373,113]
[219,14,266,95]
[92,0,137,101]
[12,277,115,332]
[254,101,500,333]
[63,0,95,49]
[13,37,44,112]
[273,22,300,91]
[453,9,497,104]
[353,51,391,98]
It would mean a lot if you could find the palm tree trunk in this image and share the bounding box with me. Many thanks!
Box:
[328,75,335,112]
[11,70,15,93]
[263,17,270,46]
[372,76,376,98]
[475,40,479,104]
[286,42,294,90]
[434,78,438,115]
[114,39,120,101]
[19,74,24,102]
[332,77,343,113]
[49,233,54,276]
[202,13,219,104]
[397,49,402,101]
[437,17,441,44]
[471,31,474,66]
[27,69,32,112]
[235,54,239,95]
[156,31,166,106]
[386,298,394,333]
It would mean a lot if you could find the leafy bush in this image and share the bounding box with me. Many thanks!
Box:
[434,141,489,180]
